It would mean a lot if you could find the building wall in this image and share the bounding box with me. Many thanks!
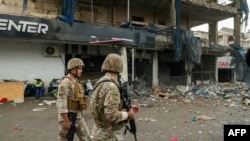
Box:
[0,0,188,28]
[0,0,59,18]
[0,40,65,84]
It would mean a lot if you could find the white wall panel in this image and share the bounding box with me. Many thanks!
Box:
[0,40,65,84]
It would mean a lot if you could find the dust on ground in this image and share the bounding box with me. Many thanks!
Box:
[0,85,250,141]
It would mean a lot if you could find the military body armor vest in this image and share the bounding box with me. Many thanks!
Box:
[64,76,88,110]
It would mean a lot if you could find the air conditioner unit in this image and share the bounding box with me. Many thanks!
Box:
[44,46,59,57]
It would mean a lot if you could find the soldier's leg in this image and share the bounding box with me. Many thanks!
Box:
[58,121,68,141]
[92,124,117,141]
[114,128,124,141]
[75,118,92,141]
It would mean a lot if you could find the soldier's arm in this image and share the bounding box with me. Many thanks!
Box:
[56,79,71,128]
[103,82,129,123]
[56,79,70,114]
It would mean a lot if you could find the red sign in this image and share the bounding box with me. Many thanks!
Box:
[218,61,229,67]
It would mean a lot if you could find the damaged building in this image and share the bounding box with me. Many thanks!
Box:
[0,0,248,97]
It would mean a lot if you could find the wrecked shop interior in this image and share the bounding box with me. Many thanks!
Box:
[64,44,220,89]
[64,44,157,88]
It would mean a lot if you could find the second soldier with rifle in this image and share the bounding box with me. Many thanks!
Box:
[90,53,139,141]
[56,58,92,141]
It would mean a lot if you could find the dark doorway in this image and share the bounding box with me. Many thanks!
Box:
[246,48,250,67]
[218,69,232,82]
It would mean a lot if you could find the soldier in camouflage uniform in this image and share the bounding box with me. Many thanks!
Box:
[90,53,139,141]
[56,58,91,141]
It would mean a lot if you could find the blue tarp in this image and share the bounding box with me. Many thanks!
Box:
[59,0,78,26]
[172,0,202,64]
[241,0,249,27]
[230,44,250,85]
[173,30,202,64]
[209,43,224,51]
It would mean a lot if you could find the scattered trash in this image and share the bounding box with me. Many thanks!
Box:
[43,100,56,105]
[187,92,194,100]
[14,99,24,103]
[0,97,7,103]
[241,96,250,106]
[158,92,170,98]
[178,98,191,104]
[188,110,201,114]
[13,126,22,131]
[32,108,46,111]
[241,106,249,111]
[144,117,157,122]
[137,117,158,122]
[220,121,228,124]
[170,99,178,103]
[13,127,19,131]
[223,95,232,99]
[192,116,199,122]
[192,115,215,121]
[138,104,148,107]
[38,103,44,106]
[171,137,178,141]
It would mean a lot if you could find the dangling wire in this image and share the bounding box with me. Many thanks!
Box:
[91,0,94,22]
[22,0,28,15]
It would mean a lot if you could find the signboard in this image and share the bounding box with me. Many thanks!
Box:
[0,18,49,34]
[217,56,233,68]
[0,14,53,39]
[218,61,229,67]
[0,14,156,48]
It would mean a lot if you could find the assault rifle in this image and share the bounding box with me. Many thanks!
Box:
[66,112,77,141]
[119,82,137,141]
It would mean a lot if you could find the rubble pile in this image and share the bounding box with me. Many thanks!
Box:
[128,80,250,106]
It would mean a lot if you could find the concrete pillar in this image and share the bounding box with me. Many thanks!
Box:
[234,0,241,43]
[215,56,218,84]
[209,22,218,43]
[185,59,194,87]
[120,47,128,83]
[152,51,159,88]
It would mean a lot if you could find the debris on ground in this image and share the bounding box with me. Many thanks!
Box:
[128,81,250,108]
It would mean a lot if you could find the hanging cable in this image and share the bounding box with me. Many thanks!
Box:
[22,0,28,15]
[91,0,94,22]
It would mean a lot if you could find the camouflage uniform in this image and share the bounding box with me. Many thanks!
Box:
[56,74,91,141]
[90,54,127,141]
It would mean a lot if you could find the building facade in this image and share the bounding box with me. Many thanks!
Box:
[0,0,243,92]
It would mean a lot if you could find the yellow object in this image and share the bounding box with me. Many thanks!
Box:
[0,82,24,101]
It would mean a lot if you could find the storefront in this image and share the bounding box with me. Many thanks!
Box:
[0,13,157,85]
[217,56,234,83]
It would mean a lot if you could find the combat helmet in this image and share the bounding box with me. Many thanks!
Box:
[101,54,123,73]
[67,58,84,70]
